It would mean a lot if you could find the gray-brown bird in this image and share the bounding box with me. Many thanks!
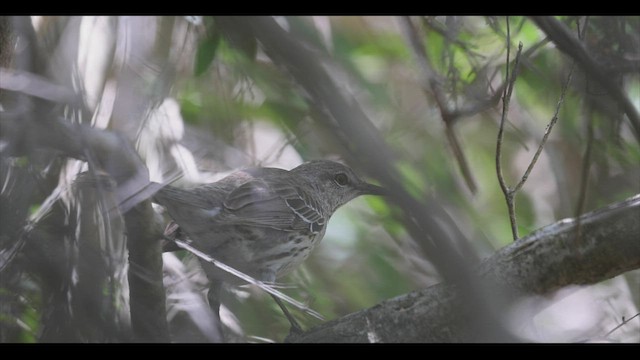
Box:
[152,160,385,332]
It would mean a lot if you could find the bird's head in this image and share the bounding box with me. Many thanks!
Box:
[291,160,386,214]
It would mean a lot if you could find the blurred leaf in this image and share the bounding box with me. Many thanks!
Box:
[515,18,544,45]
[19,305,38,343]
[194,32,221,76]
[424,28,445,73]
[397,161,427,198]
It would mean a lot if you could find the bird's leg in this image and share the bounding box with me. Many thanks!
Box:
[161,221,184,252]
[261,269,304,335]
[207,280,226,341]
[270,294,304,335]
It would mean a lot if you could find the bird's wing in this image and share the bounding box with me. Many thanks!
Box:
[153,185,219,210]
[221,179,325,233]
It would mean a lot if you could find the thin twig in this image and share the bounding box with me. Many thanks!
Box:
[449,36,549,123]
[445,125,477,194]
[512,63,575,193]
[496,18,513,200]
[574,113,594,244]
[605,313,640,338]
[172,238,324,321]
[496,17,525,240]
[573,16,592,246]
[497,16,579,241]
[450,82,505,120]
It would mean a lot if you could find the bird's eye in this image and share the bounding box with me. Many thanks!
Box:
[334,173,349,186]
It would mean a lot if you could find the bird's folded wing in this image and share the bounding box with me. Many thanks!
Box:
[153,185,219,209]
[222,179,324,232]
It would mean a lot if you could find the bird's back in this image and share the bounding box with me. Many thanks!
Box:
[152,166,291,234]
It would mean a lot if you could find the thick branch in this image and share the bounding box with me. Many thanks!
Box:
[126,199,169,342]
[292,195,640,342]
[2,115,169,342]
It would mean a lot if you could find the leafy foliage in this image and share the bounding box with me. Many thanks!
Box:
[1,16,638,343]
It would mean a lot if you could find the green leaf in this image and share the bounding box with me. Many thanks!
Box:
[194,33,221,76]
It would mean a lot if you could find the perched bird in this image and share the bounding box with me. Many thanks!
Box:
[152,160,385,332]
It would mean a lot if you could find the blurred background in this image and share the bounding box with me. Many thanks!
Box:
[0,16,638,343]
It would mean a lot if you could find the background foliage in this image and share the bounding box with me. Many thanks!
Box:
[0,16,638,342]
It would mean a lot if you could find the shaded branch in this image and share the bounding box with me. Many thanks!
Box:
[292,195,640,342]
[126,196,169,342]
[530,16,640,144]
[573,111,595,244]
[1,114,169,342]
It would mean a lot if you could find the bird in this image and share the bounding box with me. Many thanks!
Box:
[152,159,385,333]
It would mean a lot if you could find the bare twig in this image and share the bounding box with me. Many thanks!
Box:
[171,238,324,321]
[495,19,513,202]
[574,113,594,244]
[512,64,575,193]
[497,16,577,241]
[496,17,525,240]
[605,313,640,338]
[449,82,505,119]
[573,16,593,246]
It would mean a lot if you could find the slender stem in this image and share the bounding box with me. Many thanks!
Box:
[605,313,640,338]
[496,17,523,240]
[497,16,580,241]
[512,63,575,193]
[573,17,592,245]
[495,18,511,199]
[574,112,594,244]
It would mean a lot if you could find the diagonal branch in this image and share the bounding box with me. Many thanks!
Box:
[530,16,640,144]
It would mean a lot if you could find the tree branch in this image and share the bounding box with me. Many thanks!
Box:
[2,115,169,342]
[529,16,640,144]
[291,194,640,342]
[495,17,524,240]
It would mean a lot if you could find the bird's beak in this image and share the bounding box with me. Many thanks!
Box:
[359,182,388,196]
